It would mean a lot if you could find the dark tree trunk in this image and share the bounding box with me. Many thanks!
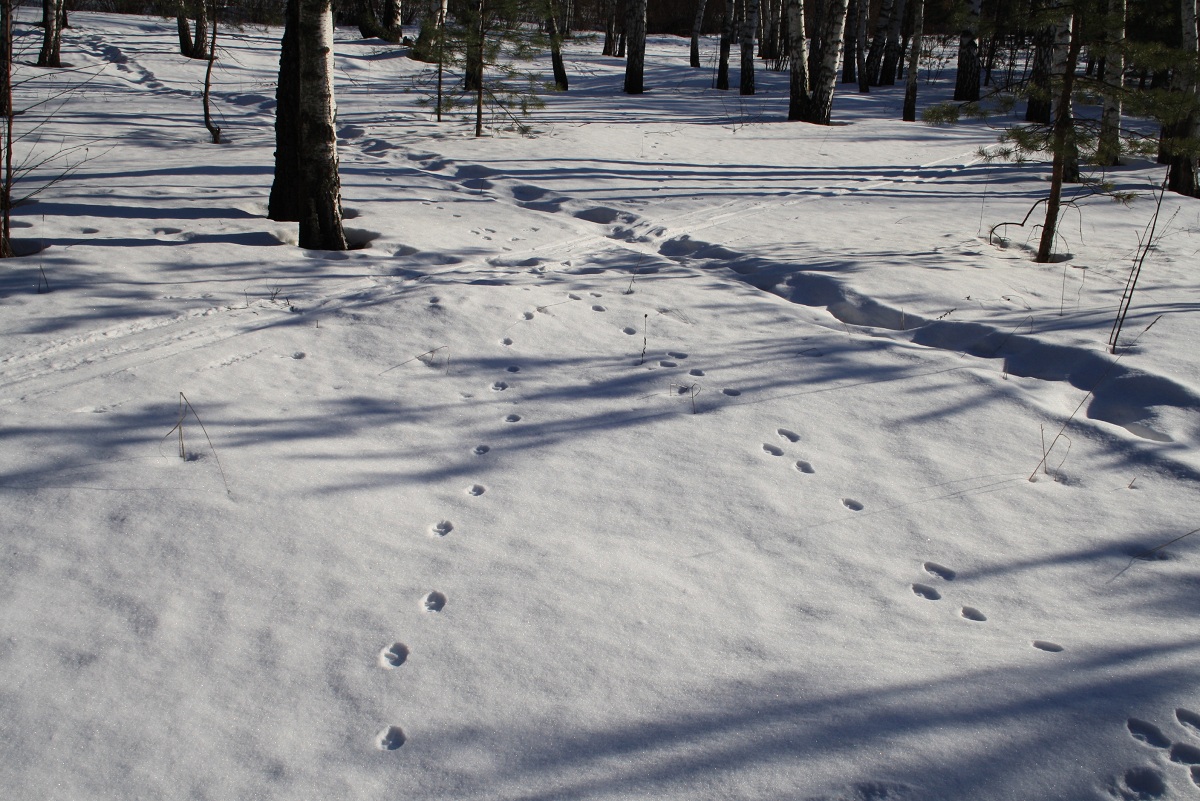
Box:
[864,0,893,85]
[548,3,569,90]
[902,0,923,121]
[623,0,646,93]
[717,0,735,89]
[1036,11,1082,264]
[269,0,302,222]
[0,0,12,259]
[878,0,906,85]
[952,0,980,100]
[1025,26,1052,123]
[740,0,759,94]
[690,0,708,67]
[842,0,857,83]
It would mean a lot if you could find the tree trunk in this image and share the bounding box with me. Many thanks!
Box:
[192,1,209,59]
[864,0,893,86]
[1050,11,1079,183]
[381,0,401,41]
[855,0,868,92]
[790,0,847,124]
[177,4,194,56]
[717,0,735,89]
[690,0,708,67]
[952,0,980,100]
[786,0,809,118]
[0,0,12,259]
[842,0,857,82]
[1097,0,1125,166]
[623,0,646,92]
[268,0,301,222]
[1025,24,1052,123]
[297,0,346,249]
[1167,0,1198,195]
[902,0,923,121]
[740,0,759,94]
[37,0,64,67]
[1036,10,1082,264]
[879,0,906,85]
[548,2,569,90]
[202,0,220,143]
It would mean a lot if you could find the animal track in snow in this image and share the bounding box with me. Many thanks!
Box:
[795,461,815,473]
[506,365,520,373]
[689,368,705,376]
[659,360,677,368]
[1177,708,1200,735]
[777,428,800,442]
[501,337,513,346]
[923,562,957,581]
[1171,744,1200,765]
[842,498,864,511]
[1118,767,1167,799]
[666,351,688,359]
[960,606,987,622]
[504,414,521,423]
[1128,719,1171,748]
[522,311,535,320]
[492,381,508,391]
[432,520,454,537]
[912,583,941,601]
[1032,640,1063,652]
[376,725,406,750]
[622,327,637,335]
[423,591,447,612]
[467,484,486,496]
[473,445,491,455]
[590,292,603,297]
[379,642,409,669]
[592,305,606,312]
[722,388,741,396]
[762,444,784,456]
[568,293,581,300]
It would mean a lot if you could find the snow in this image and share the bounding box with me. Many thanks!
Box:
[1,12,1199,801]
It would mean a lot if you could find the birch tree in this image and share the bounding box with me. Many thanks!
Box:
[38,0,65,67]
[690,0,709,68]
[788,0,849,124]
[297,0,346,249]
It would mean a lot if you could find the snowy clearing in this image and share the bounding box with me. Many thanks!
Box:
[1,12,1199,801]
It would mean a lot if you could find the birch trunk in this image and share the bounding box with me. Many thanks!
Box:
[37,0,64,67]
[297,0,346,250]
[690,0,708,67]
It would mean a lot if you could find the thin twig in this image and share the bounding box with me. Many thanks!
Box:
[1110,526,1200,582]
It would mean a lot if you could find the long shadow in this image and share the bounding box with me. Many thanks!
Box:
[425,639,1200,800]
